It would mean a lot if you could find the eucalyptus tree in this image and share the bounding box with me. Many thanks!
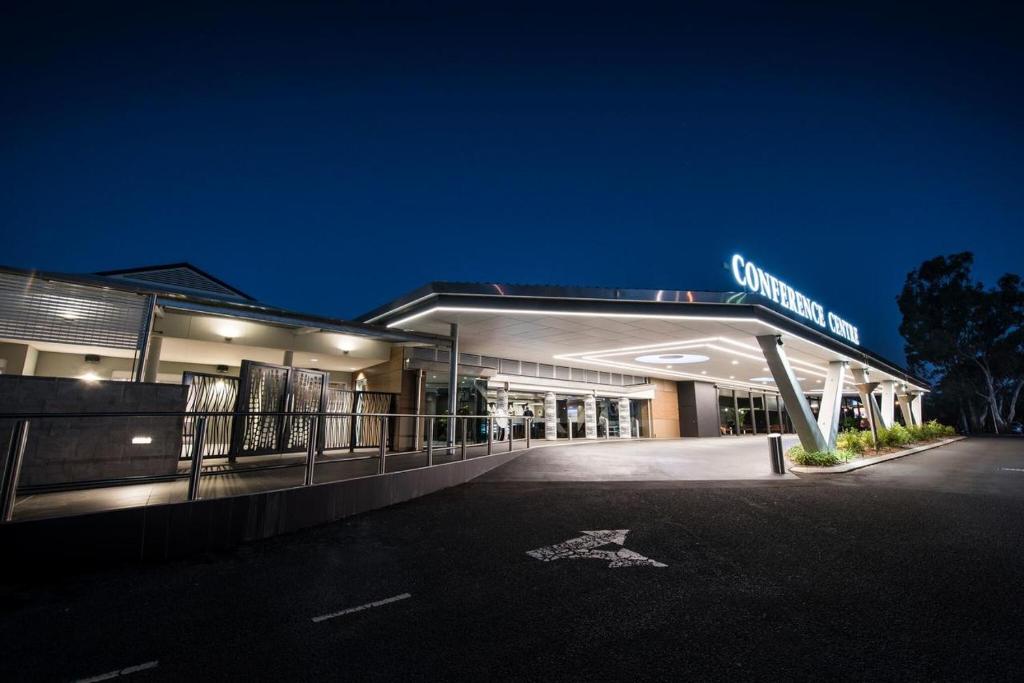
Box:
[897,253,1023,432]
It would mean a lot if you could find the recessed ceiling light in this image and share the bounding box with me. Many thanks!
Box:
[729,375,735,379]
[762,367,769,371]
[730,360,739,365]
[816,379,822,383]
[667,365,673,369]
[700,370,707,374]
[310,358,319,362]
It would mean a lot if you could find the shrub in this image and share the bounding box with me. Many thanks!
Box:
[787,445,857,467]
[879,423,912,448]
[837,430,867,454]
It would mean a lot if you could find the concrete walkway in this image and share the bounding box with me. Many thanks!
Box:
[478,435,802,481]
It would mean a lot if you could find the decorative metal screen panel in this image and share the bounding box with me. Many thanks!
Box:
[233,361,291,456]
[282,369,327,451]
[322,388,355,450]
[353,392,396,448]
[0,272,149,349]
[182,373,239,459]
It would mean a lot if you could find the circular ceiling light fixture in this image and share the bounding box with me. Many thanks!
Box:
[634,353,709,365]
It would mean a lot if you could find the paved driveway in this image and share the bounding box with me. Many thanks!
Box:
[479,434,802,481]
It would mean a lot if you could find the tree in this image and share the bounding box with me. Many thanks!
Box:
[897,253,1024,433]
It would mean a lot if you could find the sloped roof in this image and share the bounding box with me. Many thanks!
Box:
[95,263,256,301]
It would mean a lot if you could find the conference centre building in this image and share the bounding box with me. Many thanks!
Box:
[0,256,928,492]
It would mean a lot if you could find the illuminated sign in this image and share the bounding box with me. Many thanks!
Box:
[730,254,860,345]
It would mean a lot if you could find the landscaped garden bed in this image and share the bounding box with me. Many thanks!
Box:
[787,420,958,467]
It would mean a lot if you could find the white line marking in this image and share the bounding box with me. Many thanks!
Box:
[1001,467,1024,472]
[74,660,159,682]
[312,592,412,623]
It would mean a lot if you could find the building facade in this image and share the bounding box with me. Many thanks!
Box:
[0,261,929,476]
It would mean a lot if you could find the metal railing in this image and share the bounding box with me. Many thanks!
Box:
[0,411,535,522]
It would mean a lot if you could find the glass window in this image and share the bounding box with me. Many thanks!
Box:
[718,389,735,436]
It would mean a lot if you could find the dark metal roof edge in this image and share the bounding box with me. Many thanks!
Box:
[95,262,257,301]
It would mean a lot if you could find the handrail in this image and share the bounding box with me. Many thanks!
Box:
[0,411,509,419]
[1,412,537,520]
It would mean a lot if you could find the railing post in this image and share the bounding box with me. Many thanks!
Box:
[526,417,531,449]
[426,417,434,466]
[460,417,467,460]
[304,416,318,486]
[378,416,388,474]
[509,417,514,452]
[187,416,207,501]
[487,417,493,455]
[1,420,29,522]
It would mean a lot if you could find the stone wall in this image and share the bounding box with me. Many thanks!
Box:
[0,376,186,487]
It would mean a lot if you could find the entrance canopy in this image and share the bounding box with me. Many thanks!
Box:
[359,282,929,397]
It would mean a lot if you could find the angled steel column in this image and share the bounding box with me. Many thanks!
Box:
[910,392,924,426]
[879,380,896,429]
[897,392,915,426]
[447,323,459,449]
[817,361,848,449]
[849,368,881,443]
[756,335,828,453]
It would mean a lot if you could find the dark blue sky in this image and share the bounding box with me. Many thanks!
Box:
[3,1,1022,363]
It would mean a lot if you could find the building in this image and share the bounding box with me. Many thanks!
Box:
[0,258,929,486]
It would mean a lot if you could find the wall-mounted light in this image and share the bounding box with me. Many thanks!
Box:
[58,311,81,320]
[85,354,101,364]
[216,364,229,373]
[131,436,152,445]
[79,371,100,382]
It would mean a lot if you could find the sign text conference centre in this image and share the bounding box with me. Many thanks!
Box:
[730,253,860,345]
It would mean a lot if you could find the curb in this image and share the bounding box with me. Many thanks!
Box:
[789,436,967,475]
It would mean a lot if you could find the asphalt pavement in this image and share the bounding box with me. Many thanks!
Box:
[1,436,1023,681]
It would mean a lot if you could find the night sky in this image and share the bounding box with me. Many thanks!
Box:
[3,1,1022,364]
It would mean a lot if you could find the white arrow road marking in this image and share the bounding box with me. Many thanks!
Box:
[74,660,159,682]
[526,530,667,568]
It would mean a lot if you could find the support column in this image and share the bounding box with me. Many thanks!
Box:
[133,295,157,382]
[911,392,924,426]
[544,392,557,440]
[849,368,883,442]
[448,324,459,448]
[584,394,598,439]
[756,335,828,453]
[142,335,163,383]
[618,397,632,438]
[283,350,295,367]
[817,361,848,449]
[880,380,896,429]
[897,393,915,426]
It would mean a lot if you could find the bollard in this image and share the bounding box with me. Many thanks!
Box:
[304,417,319,486]
[1,420,30,522]
[526,417,531,449]
[187,416,207,501]
[768,434,785,475]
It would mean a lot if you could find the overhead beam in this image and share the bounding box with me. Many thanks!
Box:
[756,335,828,453]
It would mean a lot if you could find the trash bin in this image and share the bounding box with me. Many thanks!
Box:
[768,434,786,475]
